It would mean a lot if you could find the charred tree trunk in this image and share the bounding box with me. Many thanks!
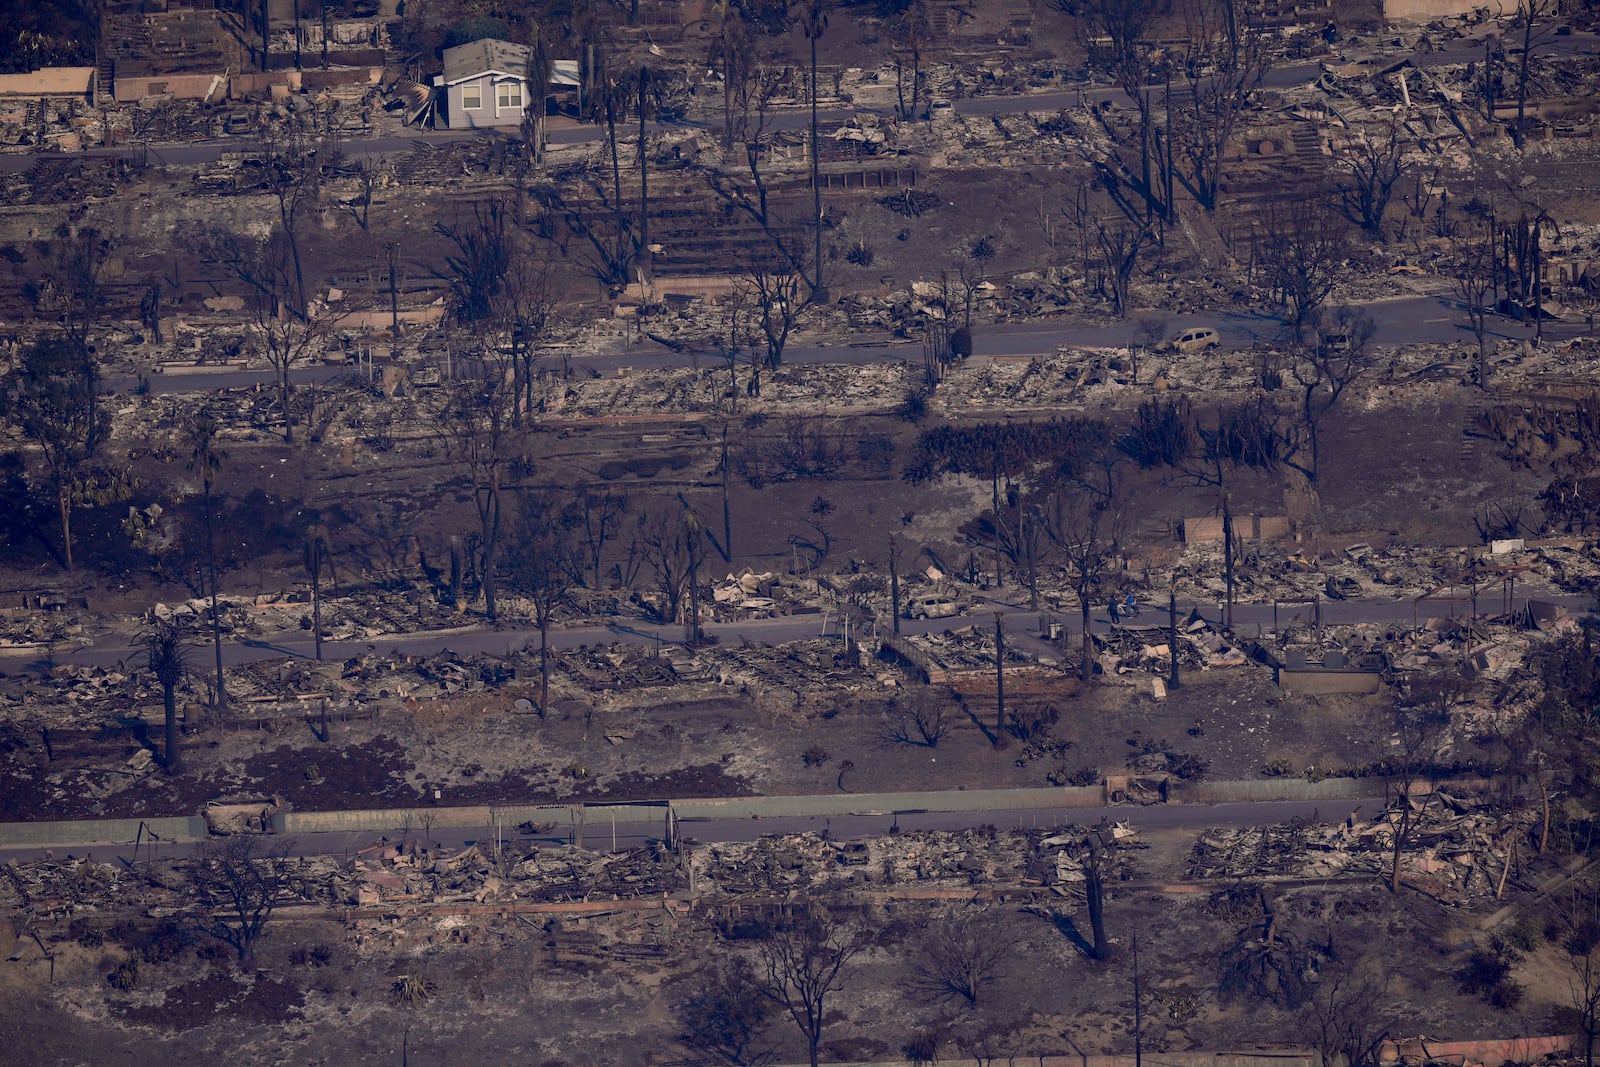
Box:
[1080,597,1094,682]
[163,681,180,774]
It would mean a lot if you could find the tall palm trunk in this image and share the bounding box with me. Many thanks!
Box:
[205,483,227,711]
[163,681,180,774]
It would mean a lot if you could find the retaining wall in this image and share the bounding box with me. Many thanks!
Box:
[4,778,1408,847]
[274,802,667,835]
[759,1052,1323,1067]
[0,815,206,847]
[1381,0,1511,19]
[1178,778,1374,804]
[671,786,1102,821]
[1278,669,1384,695]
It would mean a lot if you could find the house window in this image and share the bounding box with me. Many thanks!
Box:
[497,81,522,109]
[461,83,481,109]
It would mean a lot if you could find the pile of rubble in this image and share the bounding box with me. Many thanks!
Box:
[1094,613,1248,676]
[0,597,100,653]
[1172,537,1585,611]
[1187,791,1540,906]
[0,825,1141,923]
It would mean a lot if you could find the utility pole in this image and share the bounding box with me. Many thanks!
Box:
[1133,932,1144,1067]
[1168,589,1180,689]
[889,536,902,635]
[1222,494,1235,629]
[803,0,827,301]
[993,612,1006,747]
[720,425,733,561]
[309,534,323,661]
[685,510,703,646]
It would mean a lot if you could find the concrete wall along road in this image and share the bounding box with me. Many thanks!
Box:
[671,786,1103,821]
[5,779,1407,848]
[275,802,667,836]
[0,815,206,847]
[1178,778,1372,803]
[760,1051,1324,1067]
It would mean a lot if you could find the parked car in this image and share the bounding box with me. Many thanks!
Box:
[1163,327,1222,353]
[905,595,960,620]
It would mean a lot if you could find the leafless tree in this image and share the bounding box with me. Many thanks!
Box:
[1041,491,1127,682]
[1299,958,1393,1067]
[756,907,862,1067]
[441,367,517,622]
[1092,218,1157,318]
[1289,307,1375,484]
[882,684,953,748]
[36,223,113,439]
[890,0,932,122]
[695,55,812,288]
[1079,0,1174,221]
[194,225,338,444]
[1218,885,1322,1008]
[800,0,829,297]
[1385,675,1456,894]
[1082,833,1113,961]
[744,258,808,367]
[912,908,1019,1006]
[725,28,791,149]
[1,337,110,571]
[961,495,1050,608]
[1258,201,1350,341]
[1132,316,1168,385]
[711,1,746,152]
[1336,117,1412,242]
[679,954,774,1066]
[499,235,557,427]
[503,491,579,717]
[1448,221,1497,389]
[1172,0,1265,212]
[1472,496,1537,544]
[576,489,629,589]
[1501,200,1557,339]
[337,158,379,231]
[188,836,294,964]
[1552,877,1600,1067]
[253,119,318,319]
[637,505,696,624]
[435,200,512,327]
[1512,0,1557,145]
[1065,185,1156,317]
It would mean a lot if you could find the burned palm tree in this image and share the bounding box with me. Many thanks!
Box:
[146,622,188,774]
[187,413,227,712]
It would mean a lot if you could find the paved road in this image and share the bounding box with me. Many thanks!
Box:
[7,24,1593,176]
[29,587,1592,675]
[0,795,1384,864]
[114,289,1591,398]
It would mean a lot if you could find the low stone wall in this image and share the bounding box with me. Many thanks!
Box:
[1278,668,1384,695]
[1381,0,1511,18]
[0,815,206,847]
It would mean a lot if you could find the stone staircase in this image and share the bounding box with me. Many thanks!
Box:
[1288,123,1325,170]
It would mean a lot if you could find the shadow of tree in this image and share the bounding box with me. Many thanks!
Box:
[1048,909,1096,959]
